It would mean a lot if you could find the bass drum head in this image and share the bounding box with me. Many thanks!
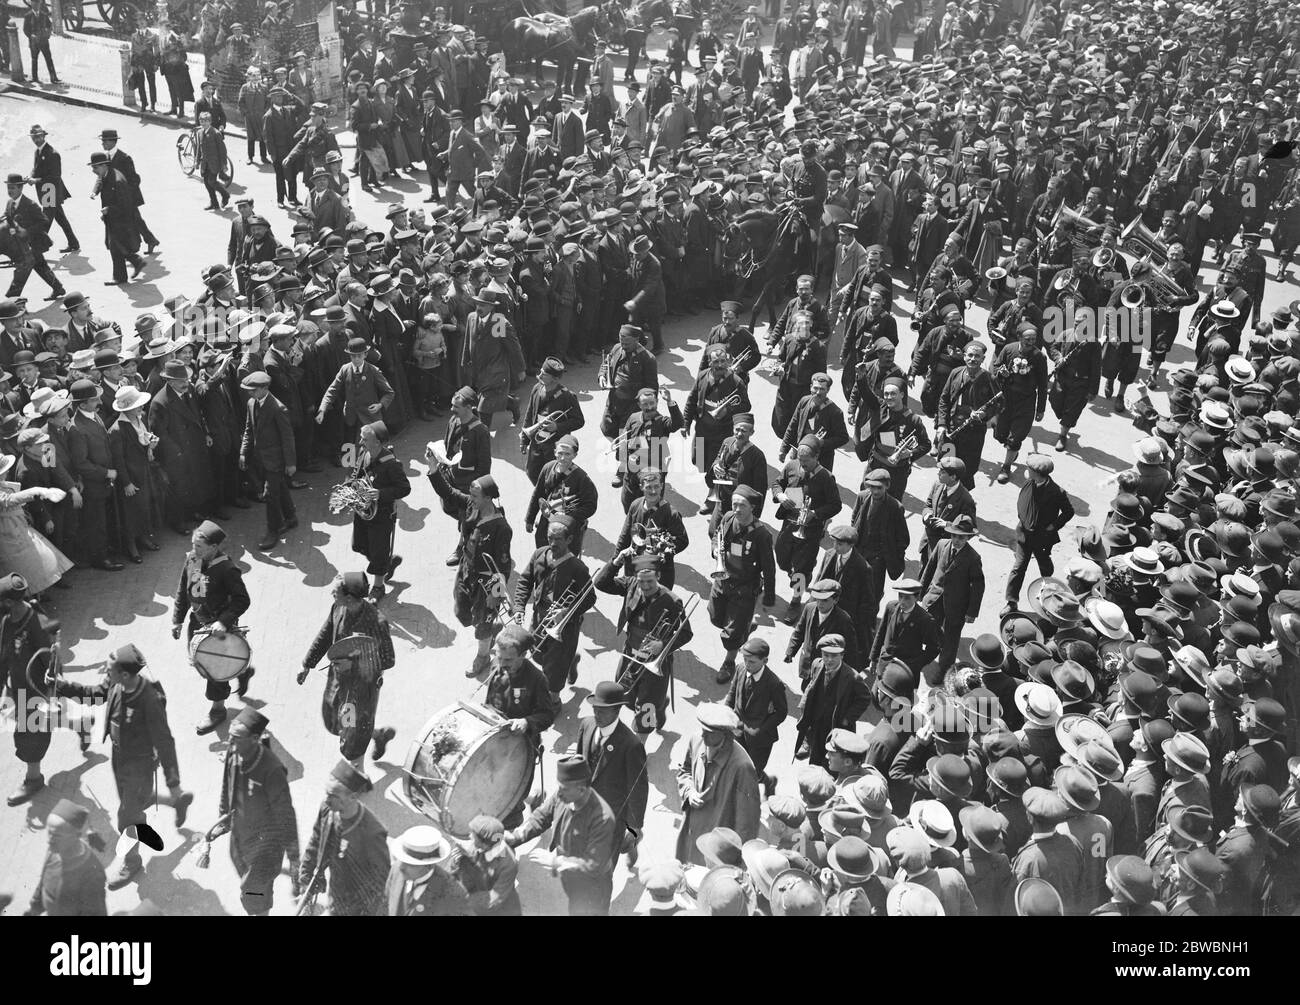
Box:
[403,703,533,838]
[444,728,533,837]
[190,631,251,682]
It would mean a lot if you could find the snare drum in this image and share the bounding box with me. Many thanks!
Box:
[402,701,533,838]
[189,629,252,682]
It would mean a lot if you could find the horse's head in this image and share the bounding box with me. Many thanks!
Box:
[601,1,626,41]
[722,220,749,261]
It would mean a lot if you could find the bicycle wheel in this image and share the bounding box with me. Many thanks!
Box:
[176,134,197,176]
[219,155,234,186]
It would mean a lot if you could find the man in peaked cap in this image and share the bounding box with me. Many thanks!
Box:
[1012,787,1086,915]
[673,703,762,868]
[207,707,300,915]
[505,755,618,915]
[297,759,390,916]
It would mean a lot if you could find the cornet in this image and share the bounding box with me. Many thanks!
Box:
[886,431,920,466]
[792,500,814,540]
[532,406,572,444]
[707,392,742,420]
[730,346,755,372]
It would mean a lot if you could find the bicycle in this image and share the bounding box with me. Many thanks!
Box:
[176,128,234,185]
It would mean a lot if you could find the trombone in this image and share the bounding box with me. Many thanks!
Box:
[618,594,701,683]
[533,579,596,655]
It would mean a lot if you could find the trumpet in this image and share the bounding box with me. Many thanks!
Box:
[597,348,612,390]
[792,500,814,540]
[531,406,572,444]
[885,431,920,466]
[534,579,596,653]
[731,346,755,372]
[710,525,728,581]
[619,594,701,681]
[706,391,742,420]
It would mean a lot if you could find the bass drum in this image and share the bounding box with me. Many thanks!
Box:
[402,701,532,838]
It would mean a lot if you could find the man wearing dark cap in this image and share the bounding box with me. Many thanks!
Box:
[297,759,390,916]
[812,523,876,651]
[207,708,300,915]
[600,325,658,485]
[506,754,617,915]
[239,369,297,552]
[299,570,398,766]
[774,433,842,619]
[576,681,649,868]
[699,301,761,380]
[55,643,192,889]
[709,484,776,683]
[685,345,752,508]
[796,633,871,768]
[24,798,106,916]
[519,357,584,484]
[349,420,411,600]
[171,519,253,734]
[513,512,595,696]
[724,635,788,780]
[484,622,558,818]
[595,547,693,734]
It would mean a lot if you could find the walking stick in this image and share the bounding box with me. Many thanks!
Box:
[106,477,124,559]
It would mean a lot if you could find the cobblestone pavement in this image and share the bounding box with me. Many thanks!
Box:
[0,93,1292,916]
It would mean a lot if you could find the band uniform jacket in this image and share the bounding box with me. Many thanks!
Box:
[601,341,658,430]
[28,845,107,916]
[849,489,909,577]
[774,460,841,541]
[385,862,472,916]
[936,364,1000,434]
[56,671,180,787]
[812,547,876,641]
[616,495,689,580]
[219,741,300,885]
[713,511,777,603]
[869,599,940,674]
[919,538,986,623]
[697,324,761,378]
[521,383,584,466]
[781,394,850,469]
[320,360,395,426]
[362,444,412,523]
[484,659,558,742]
[576,716,649,838]
[241,394,296,474]
[68,409,113,498]
[725,664,789,749]
[512,788,617,908]
[617,403,685,483]
[785,602,861,680]
[709,435,768,518]
[771,331,827,436]
[444,414,492,491]
[525,461,598,539]
[513,547,596,638]
[684,369,752,458]
[594,560,694,668]
[172,551,250,631]
[300,802,389,916]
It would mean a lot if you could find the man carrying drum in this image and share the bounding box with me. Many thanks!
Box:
[483,623,558,828]
[298,571,398,769]
[170,520,253,735]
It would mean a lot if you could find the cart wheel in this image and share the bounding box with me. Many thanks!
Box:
[97,0,141,32]
[63,2,85,31]
[176,133,197,176]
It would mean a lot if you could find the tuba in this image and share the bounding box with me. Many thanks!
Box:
[1119,217,1169,266]
[1054,205,1106,256]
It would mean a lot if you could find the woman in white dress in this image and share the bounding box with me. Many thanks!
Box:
[0,453,72,595]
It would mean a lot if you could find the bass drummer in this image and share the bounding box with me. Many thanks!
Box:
[483,623,558,828]
[170,519,253,735]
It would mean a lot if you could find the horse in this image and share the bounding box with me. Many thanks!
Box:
[724,205,805,330]
[501,3,626,90]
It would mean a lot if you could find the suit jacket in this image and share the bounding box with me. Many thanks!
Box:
[31,142,71,207]
[68,410,114,496]
[797,658,871,737]
[869,599,940,673]
[446,126,488,181]
[1016,476,1075,545]
[725,665,789,743]
[321,361,394,425]
[241,394,295,473]
[576,718,648,835]
[919,538,985,622]
[785,603,861,679]
[6,193,51,254]
[107,147,145,206]
[384,863,472,916]
[812,548,876,642]
[850,489,909,576]
[263,346,304,424]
